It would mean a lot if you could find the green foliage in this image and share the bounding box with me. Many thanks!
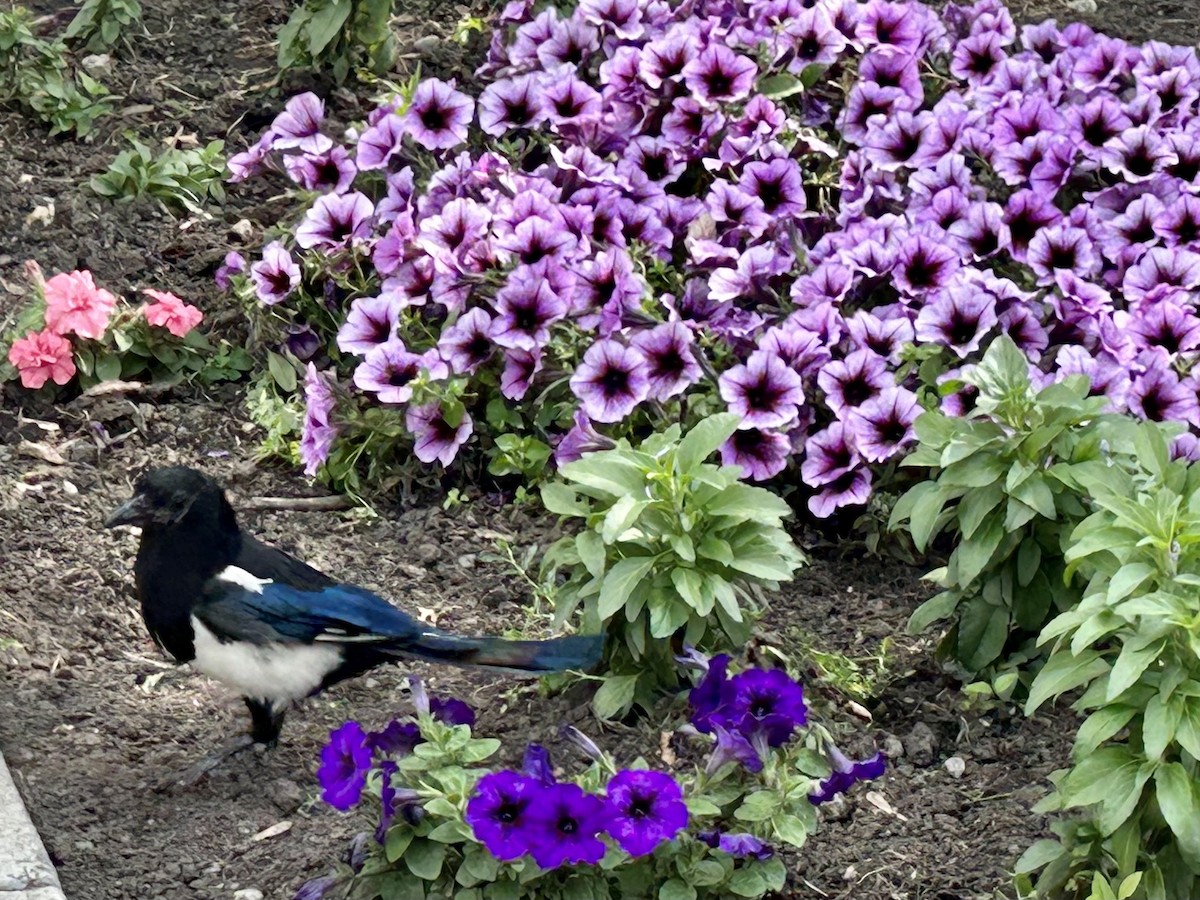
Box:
[91,137,227,216]
[1018,420,1200,900]
[890,335,1129,675]
[0,7,114,136]
[246,372,305,463]
[277,0,397,83]
[540,414,807,717]
[63,0,142,52]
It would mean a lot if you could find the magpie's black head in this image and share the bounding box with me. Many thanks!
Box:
[105,466,232,531]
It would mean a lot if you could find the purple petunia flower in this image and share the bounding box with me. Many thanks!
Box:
[1127,358,1200,426]
[271,92,332,154]
[501,348,543,401]
[438,308,496,375]
[698,831,774,861]
[810,465,873,518]
[809,746,887,805]
[801,422,861,488]
[528,783,610,869]
[337,293,405,356]
[689,653,734,732]
[720,427,792,482]
[466,772,541,861]
[353,340,448,404]
[846,388,922,463]
[406,403,474,466]
[630,322,701,401]
[555,410,617,465]
[355,113,406,171]
[251,241,301,305]
[682,44,757,106]
[375,762,423,842]
[728,668,808,748]
[429,695,476,727]
[214,251,245,291]
[706,722,763,774]
[294,875,340,900]
[366,721,421,757]
[719,351,806,430]
[284,145,356,193]
[301,364,340,477]
[570,339,650,423]
[818,349,892,418]
[403,79,475,151]
[523,744,557,785]
[892,233,960,296]
[478,74,548,136]
[914,281,999,358]
[227,131,275,183]
[492,270,569,352]
[318,721,372,811]
[739,158,807,219]
[295,192,375,250]
[604,770,688,857]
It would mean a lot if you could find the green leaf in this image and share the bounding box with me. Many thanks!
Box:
[385,827,413,862]
[426,820,472,842]
[593,674,640,719]
[1155,763,1200,867]
[956,596,1009,672]
[1175,692,1200,759]
[1074,705,1138,759]
[267,351,297,392]
[95,353,122,382]
[597,556,656,620]
[725,866,767,897]
[734,790,778,822]
[602,495,648,543]
[658,880,697,900]
[1143,692,1181,762]
[772,813,809,848]
[1062,748,1152,835]
[696,536,733,565]
[1026,649,1110,714]
[951,510,1005,588]
[560,455,647,497]
[676,413,741,473]
[685,797,722,817]
[307,0,352,55]
[542,482,589,517]
[1014,839,1065,874]
[576,531,606,579]
[671,567,709,615]
[403,838,446,880]
[1107,636,1166,701]
[907,590,960,633]
[1012,473,1056,519]
[756,72,806,100]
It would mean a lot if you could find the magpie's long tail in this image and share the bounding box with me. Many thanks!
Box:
[390,632,605,675]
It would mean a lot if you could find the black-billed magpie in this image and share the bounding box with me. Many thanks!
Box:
[105,466,602,785]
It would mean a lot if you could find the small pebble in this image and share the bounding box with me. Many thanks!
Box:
[233,890,264,900]
[944,756,966,779]
[903,722,937,767]
[882,733,904,759]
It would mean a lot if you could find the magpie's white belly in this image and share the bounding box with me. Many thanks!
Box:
[191,616,342,702]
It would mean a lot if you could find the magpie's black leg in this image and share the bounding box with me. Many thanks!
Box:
[245,698,287,747]
[154,700,285,794]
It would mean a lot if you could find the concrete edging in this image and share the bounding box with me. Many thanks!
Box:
[0,751,65,900]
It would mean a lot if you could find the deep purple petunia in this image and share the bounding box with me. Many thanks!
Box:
[403,79,475,151]
[215,251,246,291]
[438,308,496,375]
[604,770,688,857]
[706,722,763,774]
[569,339,650,423]
[719,351,806,430]
[466,771,541,861]
[698,831,774,861]
[809,747,887,805]
[949,200,1011,260]
[523,744,557,785]
[817,349,892,417]
[366,721,421,757]
[294,875,340,900]
[492,269,569,351]
[337,293,405,356]
[527,783,610,869]
[682,44,757,106]
[301,364,340,477]
[863,110,941,172]
[739,158,807,219]
[429,696,476,727]
[354,340,448,404]
[630,321,701,401]
[728,668,807,747]
[1154,193,1200,246]
[285,145,356,193]
[478,73,548,136]
[318,721,372,811]
[271,92,332,154]
[554,409,617,466]
[845,388,921,463]
[295,192,375,250]
[1102,125,1178,182]
[689,653,734,733]
[914,281,999,358]
[892,233,960,296]
[375,761,424,842]
[810,465,872,518]
[250,241,301,306]
[801,422,861,488]
[406,403,473,466]
[720,427,792,482]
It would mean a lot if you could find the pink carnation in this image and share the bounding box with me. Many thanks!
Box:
[8,329,77,389]
[43,270,116,339]
[142,289,203,337]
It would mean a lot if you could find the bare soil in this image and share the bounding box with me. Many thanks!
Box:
[0,0,1185,898]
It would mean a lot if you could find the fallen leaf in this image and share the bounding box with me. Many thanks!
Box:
[251,821,292,842]
[658,731,677,767]
[18,441,67,465]
[846,700,872,722]
[865,791,907,821]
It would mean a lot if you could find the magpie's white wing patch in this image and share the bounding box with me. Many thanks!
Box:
[215,565,274,594]
[191,617,341,703]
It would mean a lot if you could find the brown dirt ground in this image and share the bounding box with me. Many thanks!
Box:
[0,0,1190,898]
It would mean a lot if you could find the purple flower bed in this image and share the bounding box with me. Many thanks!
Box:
[228,0,1200,515]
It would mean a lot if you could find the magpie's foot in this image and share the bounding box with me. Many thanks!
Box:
[155,733,258,794]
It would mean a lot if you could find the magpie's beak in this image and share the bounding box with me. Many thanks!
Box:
[105,494,149,528]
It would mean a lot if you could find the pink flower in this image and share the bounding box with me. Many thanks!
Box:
[142,289,203,337]
[43,270,116,339]
[8,329,76,389]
